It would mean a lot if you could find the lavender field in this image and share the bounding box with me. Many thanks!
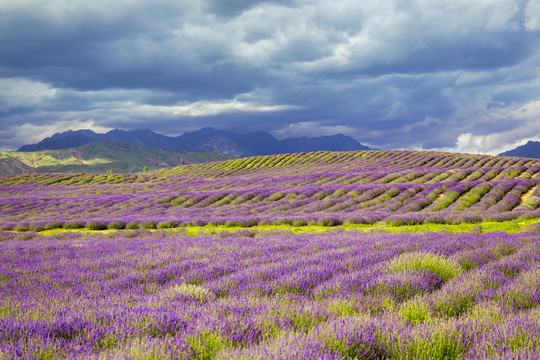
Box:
[2,149,540,359]
[2,150,540,229]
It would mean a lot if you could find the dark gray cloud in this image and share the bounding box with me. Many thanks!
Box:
[206,0,295,17]
[1,0,540,154]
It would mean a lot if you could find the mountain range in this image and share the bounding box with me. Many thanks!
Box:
[499,141,540,159]
[18,127,371,157]
[0,142,227,175]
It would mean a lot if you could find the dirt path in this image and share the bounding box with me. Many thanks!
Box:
[520,185,537,204]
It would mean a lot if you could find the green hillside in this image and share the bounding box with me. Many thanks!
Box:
[0,141,227,174]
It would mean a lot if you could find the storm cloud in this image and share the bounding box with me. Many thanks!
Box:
[1,0,540,153]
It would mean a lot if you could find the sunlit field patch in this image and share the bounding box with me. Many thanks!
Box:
[388,251,463,283]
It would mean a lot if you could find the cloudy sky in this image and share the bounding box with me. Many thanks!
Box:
[1,0,540,154]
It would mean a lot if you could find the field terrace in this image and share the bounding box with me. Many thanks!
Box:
[1,150,540,230]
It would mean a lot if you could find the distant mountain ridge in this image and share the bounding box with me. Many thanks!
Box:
[18,127,371,157]
[499,141,540,159]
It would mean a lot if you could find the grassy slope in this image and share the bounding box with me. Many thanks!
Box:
[34,217,540,237]
[0,141,228,174]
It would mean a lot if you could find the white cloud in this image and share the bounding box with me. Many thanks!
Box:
[271,121,357,139]
[436,100,540,155]
[525,0,540,31]
[0,120,113,151]
[135,95,300,117]
[0,78,57,111]
[280,0,527,74]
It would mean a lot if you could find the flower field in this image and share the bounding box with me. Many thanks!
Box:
[1,150,540,229]
[2,230,540,359]
[2,149,540,359]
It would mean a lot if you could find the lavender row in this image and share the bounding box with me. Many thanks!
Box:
[3,207,540,233]
[1,180,539,228]
[1,165,538,190]
[154,150,539,178]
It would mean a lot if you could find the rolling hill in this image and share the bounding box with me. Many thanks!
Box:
[0,141,227,174]
[1,149,539,229]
